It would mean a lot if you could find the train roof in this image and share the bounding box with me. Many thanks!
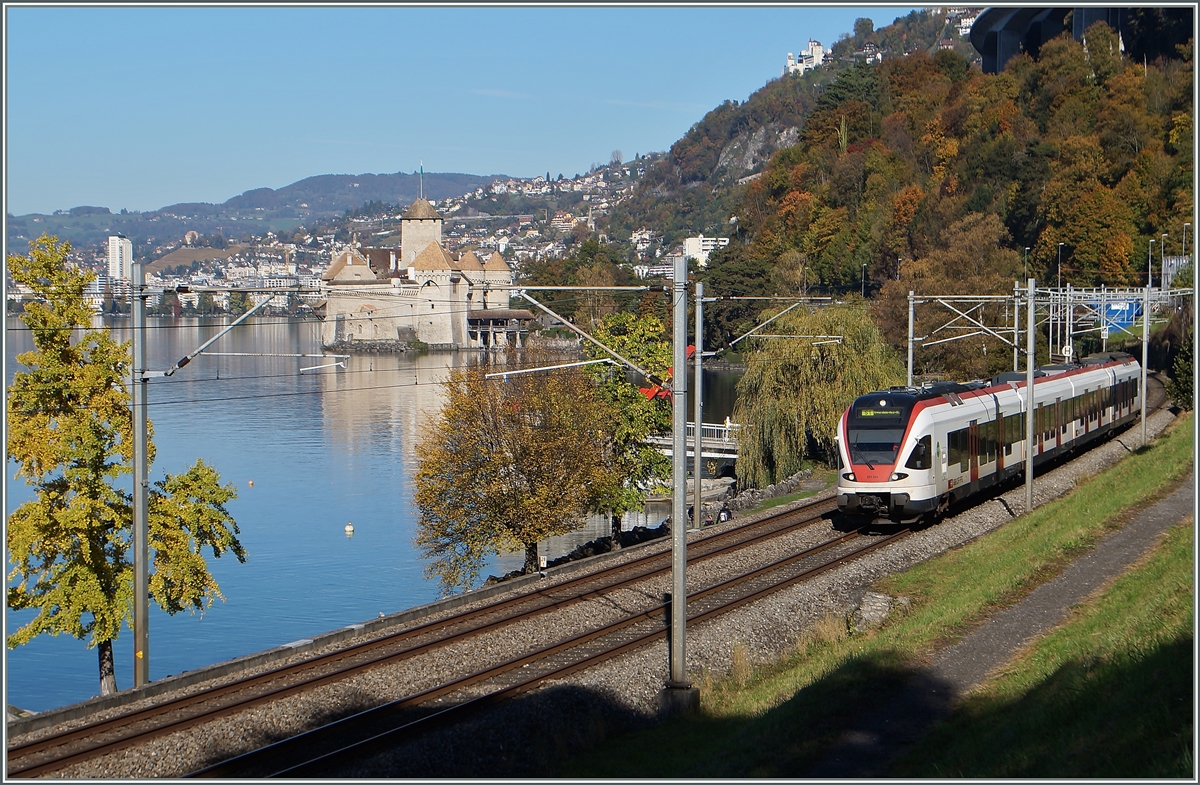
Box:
[861,354,1138,408]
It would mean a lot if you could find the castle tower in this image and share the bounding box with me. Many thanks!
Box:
[401,198,443,266]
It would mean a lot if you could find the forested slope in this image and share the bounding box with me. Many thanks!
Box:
[696,21,1192,381]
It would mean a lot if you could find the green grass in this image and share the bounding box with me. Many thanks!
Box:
[555,414,1194,778]
[890,521,1194,778]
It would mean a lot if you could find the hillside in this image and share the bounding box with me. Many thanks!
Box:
[7,171,504,254]
[602,8,959,246]
[693,11,1192,383]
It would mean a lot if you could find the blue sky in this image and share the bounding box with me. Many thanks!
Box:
[5,5,919,216]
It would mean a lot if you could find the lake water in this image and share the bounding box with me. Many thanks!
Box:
[4,315,738,712]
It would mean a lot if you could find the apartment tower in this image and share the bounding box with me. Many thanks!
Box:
[107,234,133,280]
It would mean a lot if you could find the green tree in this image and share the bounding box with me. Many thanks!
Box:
[413,345,618,593]
[732,303,905,488]
[6,236,246,696]
[196,291,216,315]
[583,313,673,543]
[156,289,181,317]
[227,290,250,315]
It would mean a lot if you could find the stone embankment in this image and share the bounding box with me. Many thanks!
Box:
[485,471,820,584]
[323,339,419,353]
[724,468,818,513]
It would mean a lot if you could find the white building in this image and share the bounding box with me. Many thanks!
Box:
[107,235,133,280]
[681,235,730,267]
[785,39,826,76]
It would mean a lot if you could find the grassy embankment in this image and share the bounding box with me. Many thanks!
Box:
[146,244,246,274]
[749,466,837,512]
[558,413,1194,778]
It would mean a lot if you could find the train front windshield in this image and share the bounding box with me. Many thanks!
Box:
[846,394,916,468]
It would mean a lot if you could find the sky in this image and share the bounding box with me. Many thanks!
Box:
[5,4,920,216]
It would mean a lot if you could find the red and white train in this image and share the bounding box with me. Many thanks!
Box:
[836,353,1142,522]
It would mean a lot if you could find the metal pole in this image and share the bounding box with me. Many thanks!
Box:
[131,262,150,688]
[907,291,914,387]
[1148,239,1155,289]
[1070,283,1080,362]
[670,252,689,687]
[693,281,704,533]
[1141,284,1149,447]
[1013,282,1020,371]
[1161,233,1168,292]
[1057,242,1064,359]
[1101,285,1108,352]
[1025,278,1036,514]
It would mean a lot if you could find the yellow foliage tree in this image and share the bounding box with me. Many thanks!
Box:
[6,236,245,696]
[413,345,618,593]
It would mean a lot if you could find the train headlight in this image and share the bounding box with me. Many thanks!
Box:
[842,472,856,482]
[890,472,909,481]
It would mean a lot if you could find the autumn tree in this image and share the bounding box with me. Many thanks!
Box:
[6,236,245,696]
[413,345,618,593]
[876,212,1024,381]
[582,313,673,543]
[732,302,905,488]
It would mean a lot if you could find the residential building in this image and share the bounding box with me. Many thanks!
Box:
[681,235,730,267]
[107,235,133,280]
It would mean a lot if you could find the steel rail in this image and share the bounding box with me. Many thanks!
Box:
[195,527,909,778]
[6,502,835,778]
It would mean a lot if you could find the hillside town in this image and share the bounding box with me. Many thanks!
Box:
[5,155,734,350]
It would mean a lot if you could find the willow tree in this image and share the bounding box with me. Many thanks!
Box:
[732,302,905,488]
[413,346,618,593]
[6,236,246,696]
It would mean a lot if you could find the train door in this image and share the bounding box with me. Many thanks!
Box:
[996,411,1005,472]
[1056,398,1063,448]
[1035,404,1044,454]
[968,420,979,483]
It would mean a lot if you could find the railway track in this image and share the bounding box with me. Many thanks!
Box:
[8,375,1170,778]
[6,499,838,778]
[190,525,911,778]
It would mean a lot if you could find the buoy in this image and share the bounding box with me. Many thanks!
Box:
[248,480,254,487]
[345,522,354,534]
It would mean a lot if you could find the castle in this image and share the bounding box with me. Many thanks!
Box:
[320,198,534,350]
[784,39,826,76]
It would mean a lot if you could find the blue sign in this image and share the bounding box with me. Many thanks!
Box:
[1098,301,1142,332]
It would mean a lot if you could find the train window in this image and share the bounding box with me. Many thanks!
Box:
[948,428,966,472]
[847,427,905,466]
[1008,412,1027,448]
[904,435,932,470]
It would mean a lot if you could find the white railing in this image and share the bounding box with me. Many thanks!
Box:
[686,421,741,444]
[645,421,741,455]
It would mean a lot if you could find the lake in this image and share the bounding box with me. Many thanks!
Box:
[4,315,738,712]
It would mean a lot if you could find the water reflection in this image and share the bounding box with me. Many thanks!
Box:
[5,316,738,711]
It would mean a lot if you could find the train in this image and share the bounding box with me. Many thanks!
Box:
[836,352,1142,522]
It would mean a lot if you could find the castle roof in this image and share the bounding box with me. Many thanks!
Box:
[482,252,511,272]
[410,241,460,272]
[322,248,377,281]
[458,250,484,270]
[403,198,441,221]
